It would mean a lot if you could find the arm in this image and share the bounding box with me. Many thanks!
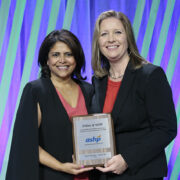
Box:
[96,67,177,175]
[37,104,93,175]
[6,84,39,180]
[120,67,177,174]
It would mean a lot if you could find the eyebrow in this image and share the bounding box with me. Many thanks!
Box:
[100,28,123,31]
[50,51,72,54]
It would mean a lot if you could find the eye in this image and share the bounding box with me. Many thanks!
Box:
[65,52,73,57]
[115,30,122,34]
[100,32,108,37]
[52,52,59,57]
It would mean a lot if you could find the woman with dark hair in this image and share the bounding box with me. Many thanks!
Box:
[91,10,177,180]
[6,29,93,180]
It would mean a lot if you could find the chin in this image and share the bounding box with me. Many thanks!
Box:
[108,57,120,62]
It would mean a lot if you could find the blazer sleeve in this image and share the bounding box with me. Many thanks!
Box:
[79,80,95,114]
[6,83,39,180]
[121,67,177,174]
[90,76,102,114]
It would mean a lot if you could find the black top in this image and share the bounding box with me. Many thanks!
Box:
[6,78,94,180]
[91,62,177,180]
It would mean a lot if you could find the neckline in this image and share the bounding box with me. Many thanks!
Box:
[56,85,80,109]
[45,78,81,121]
[108,77,121,86]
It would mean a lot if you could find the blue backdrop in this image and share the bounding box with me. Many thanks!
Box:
[0,0,179,179]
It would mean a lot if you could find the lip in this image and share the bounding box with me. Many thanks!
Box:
[106,45,119,49]
[57,65,69,70]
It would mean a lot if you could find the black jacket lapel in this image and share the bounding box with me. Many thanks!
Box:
[93,75,108,113]
[112,62,136,122]
[92,61,136,116]
[78,81,94,113]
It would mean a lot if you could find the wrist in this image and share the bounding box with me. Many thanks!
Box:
[119,154,128,168]
[57,162,64,172]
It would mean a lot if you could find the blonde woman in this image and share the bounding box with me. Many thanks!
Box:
[91,10,177,180]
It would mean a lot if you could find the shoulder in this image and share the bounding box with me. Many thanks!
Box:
[74,78,92,88]
[77,79,94,95]
[28,78,47,87]
[137,63,166,79]
[136,63,170,93]
[23,78,50,97]
[26,78,50,91]
[92,75,107,85]
[139,63,159,73]
[79,80,93,88]
[130,63,169,95]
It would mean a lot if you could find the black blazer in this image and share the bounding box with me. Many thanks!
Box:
[91,62,177,180]
[6,78,94,180]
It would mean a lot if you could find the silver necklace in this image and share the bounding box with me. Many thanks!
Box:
[109,73,124,79]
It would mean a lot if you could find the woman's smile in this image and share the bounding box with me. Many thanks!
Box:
[47,41,76,80]
[99,17,129,62]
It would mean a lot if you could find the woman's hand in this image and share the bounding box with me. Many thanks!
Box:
[96,154,128,175]
[61,163,93,175]
[39,146,93,175]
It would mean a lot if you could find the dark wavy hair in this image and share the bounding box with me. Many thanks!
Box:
[38,29,86,80]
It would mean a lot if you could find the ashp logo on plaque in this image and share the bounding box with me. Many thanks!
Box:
[85,135,101,143]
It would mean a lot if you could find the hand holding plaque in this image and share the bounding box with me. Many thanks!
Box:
[72,113,116,167]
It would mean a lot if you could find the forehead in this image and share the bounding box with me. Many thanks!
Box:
[99,17,125,31]
[50,41,71,51]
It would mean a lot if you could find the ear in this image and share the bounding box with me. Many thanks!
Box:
[47,60,49,66]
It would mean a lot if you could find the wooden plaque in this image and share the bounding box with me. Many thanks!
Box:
[72,113,116,167]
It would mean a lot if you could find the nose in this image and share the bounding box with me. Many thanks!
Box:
[58,55,65,63]
[108,33,115,42]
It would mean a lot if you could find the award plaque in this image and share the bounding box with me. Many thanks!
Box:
[72,113,116,167]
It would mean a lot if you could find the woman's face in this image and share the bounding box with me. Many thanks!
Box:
[98,17,128,63]
[47,41,76,81]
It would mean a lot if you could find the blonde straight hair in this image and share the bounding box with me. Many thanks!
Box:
[91,10,147,78]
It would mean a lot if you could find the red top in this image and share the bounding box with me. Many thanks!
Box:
[56,85,89,180]
[103,78,121,113]
[56,85,88,119]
